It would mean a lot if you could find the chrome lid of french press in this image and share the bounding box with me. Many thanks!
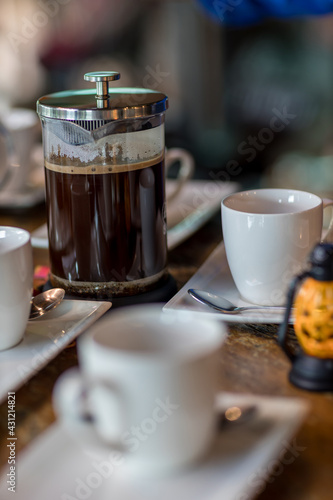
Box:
[36,71,168,121]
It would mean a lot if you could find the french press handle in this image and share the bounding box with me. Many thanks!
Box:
[84,71,120,107]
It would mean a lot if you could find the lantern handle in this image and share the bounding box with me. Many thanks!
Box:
[278,271,311,361]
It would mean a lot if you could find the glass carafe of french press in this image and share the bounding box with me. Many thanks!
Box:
[37,71,169,299]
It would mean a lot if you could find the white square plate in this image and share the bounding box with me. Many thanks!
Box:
[0,392,308,500]
[0,299,111,403]
[164,243,290,324]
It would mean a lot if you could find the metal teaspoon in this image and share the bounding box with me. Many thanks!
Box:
[29,288,65,319]
[188,289,285,314]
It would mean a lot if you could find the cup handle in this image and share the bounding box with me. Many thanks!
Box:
[165,148,195,203]
[52,367,125,456]
[0,120,15,190]
[321,198,333,242]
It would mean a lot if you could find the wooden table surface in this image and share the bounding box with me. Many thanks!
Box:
[0,204,332,500]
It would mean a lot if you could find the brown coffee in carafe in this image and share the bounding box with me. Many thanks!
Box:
[37,71,169,298]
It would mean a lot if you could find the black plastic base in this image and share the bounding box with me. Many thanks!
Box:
[42,273,178,309]
[289,353,333,392]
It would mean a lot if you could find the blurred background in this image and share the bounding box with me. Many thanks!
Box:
[1,0,333,190]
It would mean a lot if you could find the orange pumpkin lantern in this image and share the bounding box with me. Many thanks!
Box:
[278,243,333,391]
[294,277,333,358]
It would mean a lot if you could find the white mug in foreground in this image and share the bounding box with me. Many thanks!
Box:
[53,305,226,477]
[0,227,33,350]
[221,189,333,306]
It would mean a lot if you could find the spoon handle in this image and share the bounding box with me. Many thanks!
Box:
[188,288,285,314]
[236,305,285,312]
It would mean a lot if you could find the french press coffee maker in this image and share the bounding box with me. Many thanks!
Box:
[37,71,173,300]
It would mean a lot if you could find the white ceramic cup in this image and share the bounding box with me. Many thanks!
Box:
[0,227,33,351]
[53,305,226,477]
[0,108,40,193]
[221,188,333,306]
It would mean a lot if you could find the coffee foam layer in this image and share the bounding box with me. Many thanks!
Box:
[44,125,164,165]
[45,153,164,174]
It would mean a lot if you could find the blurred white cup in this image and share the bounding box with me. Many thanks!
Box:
[53,304,226,477]
[0,108,40,193]
[0,226,33,351]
